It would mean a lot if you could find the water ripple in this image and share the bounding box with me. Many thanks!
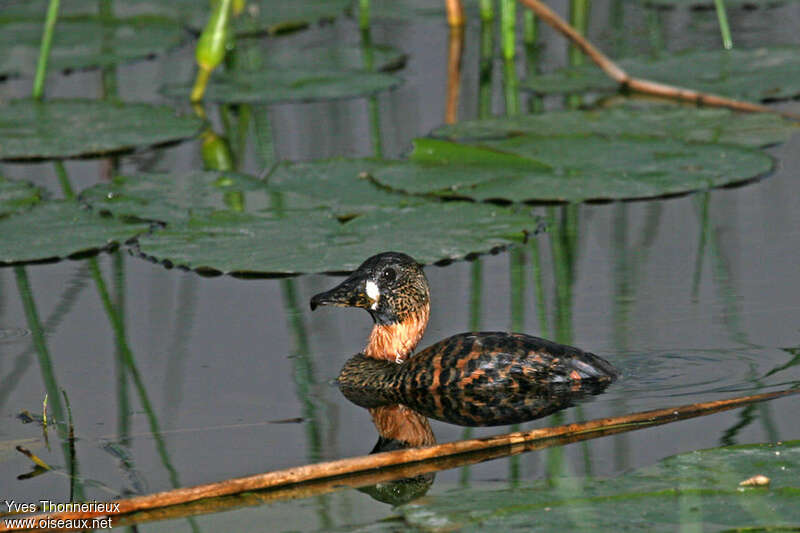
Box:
[609,348,793,400]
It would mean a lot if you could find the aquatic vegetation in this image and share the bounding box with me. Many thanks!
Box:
[0,100,203,160]
[0,201,148,265]
[523,47,800,102]
[0,0,798,530]
[0,15,188,79]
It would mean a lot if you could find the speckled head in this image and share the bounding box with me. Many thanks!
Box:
[310,252,430,326]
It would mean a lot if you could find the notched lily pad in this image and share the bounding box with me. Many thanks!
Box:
[267,159,428,217]
[524,47,800,102]
[400,440,800,531]
[208,0,351,36]
[261,43,407,72]
[134,203,541,275]
[80,170,327,224]
[0,99,204,160]
[431,105,799,148]
[0,177,41,218]
[163,41,404,104]
[162,68,400,104]
[366,0,480,20]
[641,0,791,9]
[370,136,774,202]
[0,15,187,79]
[0,201,149,265]
[6,0,349,36]
[80,163,424,224]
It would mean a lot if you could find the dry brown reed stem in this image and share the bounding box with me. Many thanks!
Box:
[2,388,796,532]
[517,0,800,120]
[445,25,465,124]
[446,0,465,27]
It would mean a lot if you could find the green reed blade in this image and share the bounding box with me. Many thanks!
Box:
[33,0,61,100]
[713,0,733,50]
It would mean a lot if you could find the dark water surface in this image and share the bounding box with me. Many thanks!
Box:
[1,1,799,530]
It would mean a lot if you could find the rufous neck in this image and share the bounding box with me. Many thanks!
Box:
[363,303,430,364]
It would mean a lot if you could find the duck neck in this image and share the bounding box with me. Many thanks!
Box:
[364,302,430,364]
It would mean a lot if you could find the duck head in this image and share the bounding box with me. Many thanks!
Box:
[310,252,431,363]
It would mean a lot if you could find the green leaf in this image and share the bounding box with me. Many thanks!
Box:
[400,440,800,532]
[261,43,406,72]
[0,99,204,160]
[367,0,480,20]
[5,0,350,36]
[162,68,400,104]
[369,136,774,202]
[523,47,800,102]
[0,15,187,79]
[219,0,352,36]
[0,201,148,265]
[0,177,41,218]
[134,203,540,275]
[80,171,327,224]
[641,0,796,8]
[267,159,429,216]
[80,164,425,223]
[431,105,800,148]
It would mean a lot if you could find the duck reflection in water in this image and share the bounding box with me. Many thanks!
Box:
[311,252,619,426]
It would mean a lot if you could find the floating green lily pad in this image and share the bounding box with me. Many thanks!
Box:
[162,68,400,104]
[0,15,187,79]
[524,47,800,102]
[0,99,204,160]
[0,177,41,218]
[431,105,799,148]
[7,0,349,36]
[209,0,351,36]
[0,201,148,265]
[261,43,406,72]
[366,0,480,20]
[642,0,791,8]
[267,159,428,216]
[80,163,424,223]
[80,171,327,224]
[135,203,540,275]
[400,440,800,531]
[369,137,773,202]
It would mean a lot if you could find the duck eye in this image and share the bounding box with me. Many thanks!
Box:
[381,268,397,284]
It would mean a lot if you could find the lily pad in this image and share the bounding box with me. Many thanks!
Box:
[211,0,352,36]
[641,0,791,8]
[80,171,326,224]
[0,201,148,265]
[369,137,774,202]
[366,0,480,20]
[80,163,424,223]
[0,99,204,160]
[266,159,428,216]
[431,105,799,148]
[400,440,800,531]
[0,15,187,79]
[162,68,400,104]
[134,203,540,275]
[6,0,349,36]
[261,43,406,72]
[0,177,41,218]
[523,47,800,102]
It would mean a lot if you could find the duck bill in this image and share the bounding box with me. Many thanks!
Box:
[310,273,374,311]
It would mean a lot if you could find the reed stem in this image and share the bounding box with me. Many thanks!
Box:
[33,0,61,100]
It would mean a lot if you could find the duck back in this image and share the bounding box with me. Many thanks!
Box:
[338,332,618,426]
